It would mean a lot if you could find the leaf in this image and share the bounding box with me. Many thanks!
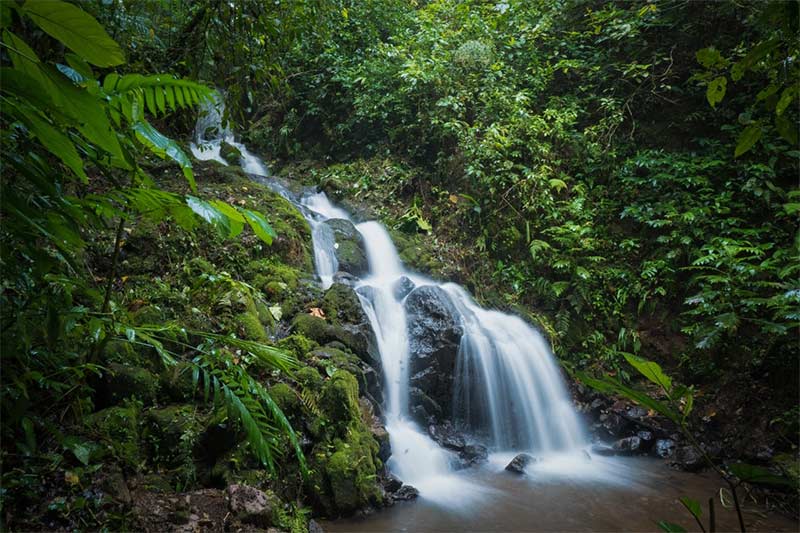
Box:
[7,100,88,182]
[23,0,124,67]
[575,370,681,424]
[133,121,196,191]
[696,47,725,69]
[241,209,276,245]
[728,463,795,487]
[623,353,673,392]
[549,178,567,192]
[734,124,762,158]
[679,497,702,520]
[309,307,325,319]
[706,77,726,108]
[657,521,687,533]
[62,436,92,465]
[775,114,799,145]
[775,86,798,116]
[186,195,232,238]
[210,200,245,238]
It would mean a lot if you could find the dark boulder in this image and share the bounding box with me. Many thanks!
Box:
[671,445,705,471]
[382,473,403,493]
[653,438,676,458]
[460,444,488,467]
[405,285,463,423]
[332,271,359,287]
[505,453,538,474]
[427,422,466,451]
[612,436,642,455]
[325,219,369,277]
[393,276,415,300]
[637,430,655,451]
[392,485,419,501]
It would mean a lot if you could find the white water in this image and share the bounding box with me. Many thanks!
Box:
[190,94,269,177]
[190,100,587,506]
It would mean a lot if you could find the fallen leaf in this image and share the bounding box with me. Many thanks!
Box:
[65,471,79,485]
[309,307,325,319]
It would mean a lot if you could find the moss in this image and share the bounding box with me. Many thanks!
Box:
[254,299,275,329]
[132,305,165,325]
[103,363,159,406]
[159,361,197,403]
[85,403,142,471]
[237,311,268,342]
[220,142,242,165]
[321,283,364,325]
[320,371,360,433]
[209,443,270,488]
[270,383,300,417]
[294,366,324,392]
[276,334,319,359]
[291,314,331,344]
[264,280,289,299]
[144,404,206,486]
[324,431,382,514]
[102,339,139,365]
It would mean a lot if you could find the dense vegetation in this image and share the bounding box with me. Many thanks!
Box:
[1,0,797,531]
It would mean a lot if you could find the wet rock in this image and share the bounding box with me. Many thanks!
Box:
[333,271,359,287]
[671,446,705,472]
[427,421,466,451]
[743,443,774,464]
[626,406,648,420]
[383,473,403,493]
[98,363,159,407]
[405,286,463,423]
[598,411,632,438]
[460,444,489,467]
[612,436,642,455]
[392,485,419,501]
[325,219,369,277]
[582,450,592,461]
[393,276,416,300]
[220,141,242,165]
[505,453,538,474]
[637,430,655,451]
[409,387,443,421]
[227,484,276,527]
[654,438,676,458]
[591,443,616,456]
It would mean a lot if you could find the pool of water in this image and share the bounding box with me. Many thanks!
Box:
[323,454,796,532]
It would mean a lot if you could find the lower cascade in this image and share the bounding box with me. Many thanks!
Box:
[192,100,587,502]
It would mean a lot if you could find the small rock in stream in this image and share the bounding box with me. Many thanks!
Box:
[392,485,419,501]
[612,436,642,455]
[505,453,539,474]
[653,438,676,458]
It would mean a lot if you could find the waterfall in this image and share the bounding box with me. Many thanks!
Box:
[190,101,587,505]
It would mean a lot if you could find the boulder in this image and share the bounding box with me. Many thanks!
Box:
[393,276,415,300]
[308,519,326,533]
[220,142,242,165]
[405,286,463,423]
[460,443,489,467]
[382,473,403,493]
[333,271,359,287]
[325,219,369,277]
[671,445,705,472]
[427,421,466,451]
[226,484,276,528]
[612,436,642,455]
[392,485,419,501]
[637,430,655,451]
[505,453,538,474]
[653,438,676,458]
[590,443,616,456]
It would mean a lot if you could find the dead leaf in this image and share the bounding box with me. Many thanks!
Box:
[309,307,325,319]
[65,471,79,485]
[449,194,459,204]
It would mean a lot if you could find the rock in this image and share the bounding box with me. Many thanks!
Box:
[598,411,631,438]
[392,485,419,501]
[612,436,642,455]
[626,406,648,420]
[333,271,359,287]
[393,276,415,300]
[671,445,705,472]
[637,430,655,451]
[99,363,159,407]
[427,422,466,451]
[383,473,403,493]
[308,519,326,533]
[227,484,275,527]
[505,453,538,474]
[654,438,676,458]
[582,450,592,461]
[325,219,369,277]
[591,443,616,456]
[220,142,242,165]
[460,443,489,466]
[408,387,443,422]
[322,283,379,364]
[405,286,463,423]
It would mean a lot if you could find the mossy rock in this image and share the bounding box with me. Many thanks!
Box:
[132,305,165,325]
[320,371,360,433]
[237,311,268,342]
[291,313,373,362]
[269,383,301,418]
[324,432,382,515]
[221,142,242,165]
[101,363,159,407]
[321,283,365,325]
[291,314,331,344]
[143,404,207,485]
[209,443,271,488]
[85,403,142,471]
[294,366,324,393]
[102,339,139,365]
[159,362,197,403]
[324,219,368,277]
[276,334,319,359]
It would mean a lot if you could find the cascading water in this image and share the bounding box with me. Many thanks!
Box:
[190,99,587,506]
[190,94,269,177]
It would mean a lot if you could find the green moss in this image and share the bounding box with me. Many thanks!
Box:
[102,339,138,365]
[104,363,159,406]
[321,284,364,324]
[85,403,142,470]
[294,366,323,392]
[237,311,268,342]
[144,404,206,486]
[159,361,197,403]
[132,305,165,325]
[324,431,382,514]
[254,299,275,329]
[220,142,242,164]
[320,371,360,433]
[291,313,331,344]
[270,383,300,417]
[276,334,319,358]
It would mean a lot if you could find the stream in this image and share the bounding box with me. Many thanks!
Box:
[191,101,795,532]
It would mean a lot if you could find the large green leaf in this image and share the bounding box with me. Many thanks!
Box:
[242,209,276,245]
[657,521,687,533]
[132,121,196,192]
[576,371,681,424]
[210,200,245,238]
[706,77,726,109]
[734,124,762,158]
[623,353,672,391]
[186,195,232,238]
[23,0,124,67]
[728,463,795,487]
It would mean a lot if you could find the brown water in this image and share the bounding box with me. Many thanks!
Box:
[324,454,797,532]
